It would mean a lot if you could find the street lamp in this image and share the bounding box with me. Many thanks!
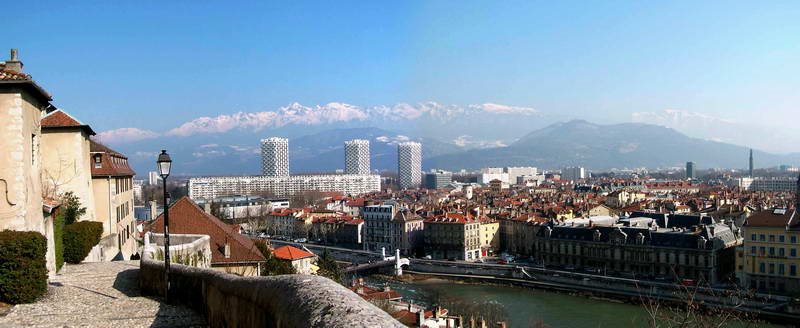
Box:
[156,149,172,302]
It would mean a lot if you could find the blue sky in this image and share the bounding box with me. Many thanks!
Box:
[5,1,800,152]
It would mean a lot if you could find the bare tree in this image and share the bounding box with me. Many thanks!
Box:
[41,151,80,200]
[637,270,761,328]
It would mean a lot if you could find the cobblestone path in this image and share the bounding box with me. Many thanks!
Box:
[0,261,206,328]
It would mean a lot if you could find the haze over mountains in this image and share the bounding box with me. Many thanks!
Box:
[107,119,800,177]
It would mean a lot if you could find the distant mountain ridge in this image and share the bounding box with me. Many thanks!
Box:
[424,120,800,170]
[116,120,799,176]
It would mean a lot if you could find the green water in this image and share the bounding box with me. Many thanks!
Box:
[367,277,780,328]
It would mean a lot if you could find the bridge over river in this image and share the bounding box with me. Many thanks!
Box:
[267,239,409,275]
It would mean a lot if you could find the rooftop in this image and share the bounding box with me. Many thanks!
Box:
[272,245,315,261]
[147,196,266,264]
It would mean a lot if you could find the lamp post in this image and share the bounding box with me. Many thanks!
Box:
[156,150,172,303]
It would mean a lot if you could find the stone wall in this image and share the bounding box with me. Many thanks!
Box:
[143,232,211,268]
[139,258,404,327]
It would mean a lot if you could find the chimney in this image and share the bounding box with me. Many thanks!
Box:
[4,49,23,73]
[417,310,425,328]
[224,239,231,258]
[149,200,158,221]
[204,202,212,213]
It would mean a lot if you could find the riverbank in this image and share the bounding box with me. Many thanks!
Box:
[400,259,800,327]
[368,272,786,328]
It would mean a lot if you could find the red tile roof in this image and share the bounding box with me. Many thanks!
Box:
[147,196,266,264]
[346,198,366,207]
[41,109,96,135]
[272,245,315,261]
[746,209,795,228]
[89,140,136,177]
[0,66,52,101]
[0,68,30,81]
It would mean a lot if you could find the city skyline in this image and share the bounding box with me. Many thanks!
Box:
[3,3,800,327]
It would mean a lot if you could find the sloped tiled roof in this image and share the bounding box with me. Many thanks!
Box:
[0,64,52,101]
[89,139,136,177]
[147,196,266,264]
[272,245,315,261]
[0,68,30,81]
[41,109,95,135]
[746,209,794,227]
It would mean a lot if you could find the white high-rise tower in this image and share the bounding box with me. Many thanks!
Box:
[397,142,422,189]
[261,137,289,177]
[345,139,370,175]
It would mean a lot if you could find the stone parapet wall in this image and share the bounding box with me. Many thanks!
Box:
[139,257,404,327]
[143,232,212,268]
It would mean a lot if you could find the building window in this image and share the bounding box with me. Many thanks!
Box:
[779,235,785,243]
[791,265,797,277]
[759,263,765,273]
[769,263,775,274]
[792,236,798,244]
[751,234,756,241]
[779,248,785,257]
[769,235,775,242]
[760,234,766,241]
[779,264,785,275]
[94,155,102,168]
[769,247,775,256]
[750,246,756,255]
[792,249,797,257]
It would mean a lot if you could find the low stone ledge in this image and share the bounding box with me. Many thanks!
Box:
[140,257,403,327]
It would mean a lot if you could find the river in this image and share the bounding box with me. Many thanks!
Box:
[365,276,781,328]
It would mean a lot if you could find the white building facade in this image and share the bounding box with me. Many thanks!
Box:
[562,166,586,181]
[738,177,796,192]
[344,139,370,175]
[148,171,159,185]
[188,174,381,200]
[261,137,289,177]
[397,142,422,189]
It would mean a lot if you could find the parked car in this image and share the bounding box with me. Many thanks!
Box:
[294,238,307,243]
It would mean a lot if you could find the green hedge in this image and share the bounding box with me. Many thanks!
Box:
[54,214,64,272]
[0,230,48,304]
[63,221,103,264]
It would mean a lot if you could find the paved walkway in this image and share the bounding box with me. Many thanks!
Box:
[0,261,206,328]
